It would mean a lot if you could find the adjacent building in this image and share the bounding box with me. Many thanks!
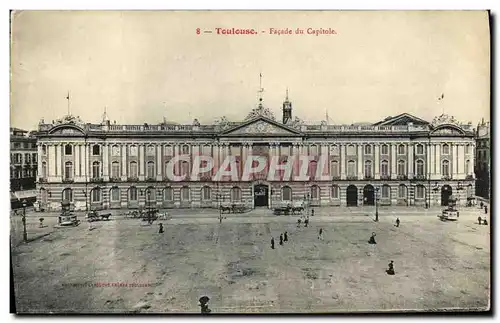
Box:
[10,127,37,192]
[475,118,490,200]
[33,94,476,211]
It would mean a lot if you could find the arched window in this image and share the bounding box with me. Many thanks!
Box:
[397,160,406,176]
[163,187,173,201]
[380,160,389,176]
[330,160,339,177]
[364,145,372,155]
[364,160,372,178]
[382,184,391,198]
[230,187,242,202]
[465,160,471,175]
[416,185,425,199]
[41,162,47,178]
[282,186,292,201]
[91,187,101,202]
[111,145,120,157]
[347,144,356,155]
[147,161,155,179]
[416,144,424,155]
[347,160,356,177]
[64,161,73,179]
[111,161,120,178]
[442,144,450,155]
[129,186,138,201]
[92,161,100,179]
[415,160,424,176]
[129,145,138,157]
[309,144,318,155]
[110,187,120,202]
[398,184,407,198]
[92,145,101,156]
[331,185,340,199]
[164,145,173,156]
[181,161,190,176]
[442,160,450,176]
[202,186,211,201]
[129,161,138,178]
[311,185,320,200]
[62,188,73,202]
[181,186,191,201]
[146,145,156,156]
[398,144,405,155]
[64,144,72,155]
[381,144,389,155]
[182,145,190,154]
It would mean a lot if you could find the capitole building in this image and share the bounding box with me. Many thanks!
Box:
[33,93,476,211]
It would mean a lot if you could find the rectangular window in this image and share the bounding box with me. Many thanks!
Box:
[416,186,425,199]
[111,189,120,201]
[382,186,390,198]
[164,188,173,201]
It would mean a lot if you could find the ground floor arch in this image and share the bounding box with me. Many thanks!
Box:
[363,184,375,206]
[441,185,453,206]
[346,185,358,207]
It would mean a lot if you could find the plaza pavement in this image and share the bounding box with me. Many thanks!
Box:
[11,206,490,313]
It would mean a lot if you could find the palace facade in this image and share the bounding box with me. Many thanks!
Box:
[33,96,476,211]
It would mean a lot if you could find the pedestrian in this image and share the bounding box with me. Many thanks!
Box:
[478,216,482,225]
[279,234,284,245]
[158,223,164,233]
[483,219,488,226]
[480,201,484,209]
[271,237,275,249]
[297,218,301,227]
[368,232,376,244]
[386,261,395,275]
[484,206,488,214]
[284,231,288,242]
[395,218,400,227]
[318,228,323,240]
[311,208,315,216]
[305,217,309,227]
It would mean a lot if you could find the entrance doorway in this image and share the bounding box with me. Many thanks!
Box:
[441,185,453,206]
[254,184,269,207]
[346,185,358,206]
[363,185,375,206]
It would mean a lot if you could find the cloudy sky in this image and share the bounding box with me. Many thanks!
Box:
[10,10,490,130]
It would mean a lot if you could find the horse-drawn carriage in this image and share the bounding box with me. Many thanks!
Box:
[438,196,459,221]
[273,202,304,216]
[220,204,246,214]
[86,210,112,222]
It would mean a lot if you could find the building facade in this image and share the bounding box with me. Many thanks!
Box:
[475,119,490,199]
[10,127,37,192]
[33,97,476,211]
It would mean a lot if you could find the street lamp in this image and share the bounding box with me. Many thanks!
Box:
[375,187,380,222]
[22,199,28,242]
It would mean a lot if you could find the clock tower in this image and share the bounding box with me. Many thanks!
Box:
[282,88,292,125]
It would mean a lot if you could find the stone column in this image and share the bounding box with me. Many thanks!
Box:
[37,144,43,179]
[191,144,199,181]
[121,144,127,180]
[408,143,414,179]
[56,144,62,178]
[75,144,80,180]
[374,144,380,179]
[435,144,441,177]
[357,144,363,179]
[426,142,432,178]
[390,144,397,178]
[103,144,109,180]
[340,144,346,180]
[139,144,145,180]
[157,144,163,180]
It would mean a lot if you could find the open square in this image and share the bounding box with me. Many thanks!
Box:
[11,207,490,313]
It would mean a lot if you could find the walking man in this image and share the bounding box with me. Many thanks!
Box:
[297,218,302,227]
[284,231,288,242]
[279,234,284,246]
[311,208,315,217]
[158,223,164,234]
[271,237,275,249]
[478,216,482,225]
[484,206,488,214]
[305,217,309,228]
[396,218,400,227]
[318,228,324,240]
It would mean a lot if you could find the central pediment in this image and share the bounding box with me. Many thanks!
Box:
[222,116,302,136]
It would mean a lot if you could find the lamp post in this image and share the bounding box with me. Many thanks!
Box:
[22,199,28,242]
[375,187,379,222]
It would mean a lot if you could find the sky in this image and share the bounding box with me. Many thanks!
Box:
[10,10,490,130]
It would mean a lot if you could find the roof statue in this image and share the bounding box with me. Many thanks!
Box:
[431,114,459,127]
[54,115,84,126]
[214,116,231,130]
[245,103,276,121]
[193,118,200,126]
